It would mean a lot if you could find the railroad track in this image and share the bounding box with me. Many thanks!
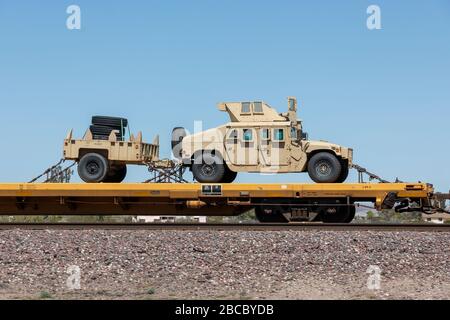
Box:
[0,222,449,232]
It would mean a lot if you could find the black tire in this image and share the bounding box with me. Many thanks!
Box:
[336,161,349,183]
[171,127,187,159]
[191,152,226,183]
[307,152,342,183]
[90,125,124,139]
[92,135,111,141]
[78,153,109,183]
[92,116,128,128]
[114,165,127,183]
[343,206,356,223]
[222,166,237,183]
[104,165,127,183]
[318,206,355,223]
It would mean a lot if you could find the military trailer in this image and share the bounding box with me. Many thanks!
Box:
[174,97,353,183]
[63,116,159,183]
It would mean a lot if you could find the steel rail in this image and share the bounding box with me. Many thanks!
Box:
[0,222,449,232]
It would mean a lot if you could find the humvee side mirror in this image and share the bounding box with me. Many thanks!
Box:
[301,131,308,140]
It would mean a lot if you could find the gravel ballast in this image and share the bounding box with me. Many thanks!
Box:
[0,229,449,300]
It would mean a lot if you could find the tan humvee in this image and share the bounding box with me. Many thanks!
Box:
[178,97,353,183]
[64,129,159,183]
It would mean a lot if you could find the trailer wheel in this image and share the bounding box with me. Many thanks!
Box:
[113,165,127,183]
[307,152,342,183]
[192,152,226,183]
[78,153,109,183]
[104,165,127,183]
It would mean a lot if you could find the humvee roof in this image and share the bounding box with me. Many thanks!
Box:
[217,102,286,122]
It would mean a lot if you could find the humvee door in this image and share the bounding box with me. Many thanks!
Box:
[225,127,258,166]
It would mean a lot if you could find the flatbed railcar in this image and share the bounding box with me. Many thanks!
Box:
[0,182,439,223]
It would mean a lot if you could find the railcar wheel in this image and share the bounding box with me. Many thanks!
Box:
[255,205,290,223]
[318,206,355,223]
[343,206,356,223]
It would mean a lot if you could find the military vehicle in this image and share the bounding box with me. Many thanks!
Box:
[63,116,160,183]
[173,97,353,183]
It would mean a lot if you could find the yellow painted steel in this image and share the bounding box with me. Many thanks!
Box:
[0,182,434,216]
[0,182,433,200]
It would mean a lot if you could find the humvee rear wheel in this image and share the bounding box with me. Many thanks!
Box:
[222,167,237,183]
[307,152,342,183]
[192,153,226,183]
[78,153,109,183]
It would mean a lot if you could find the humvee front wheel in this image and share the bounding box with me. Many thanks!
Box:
[78,153,109,183]
[336,161,349,183]
[192,153,226,183]
[307,152,342,183]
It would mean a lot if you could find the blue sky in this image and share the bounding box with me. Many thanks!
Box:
[0,1,449,192]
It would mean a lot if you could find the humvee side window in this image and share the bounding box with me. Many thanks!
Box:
[241,102,251,114]
[261,128,270,140]
[273,129,285,141]
[243,129,253,142]
[253,102,263,113]
[227,129,238,143]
